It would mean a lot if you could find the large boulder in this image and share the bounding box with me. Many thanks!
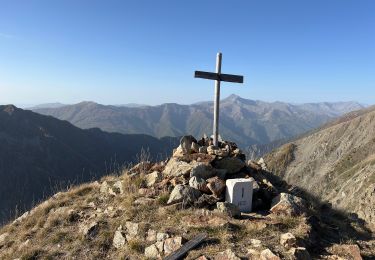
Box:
[163,158,194,177]
[217,202,240,218]
[190,164,215,180]
[270,193,305,216]
[167,184,201,205]
[213,157,245,174]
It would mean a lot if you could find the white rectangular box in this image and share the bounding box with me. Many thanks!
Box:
[225,178,254,212]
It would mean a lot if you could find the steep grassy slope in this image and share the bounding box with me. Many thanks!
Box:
[0,105,179,224]
[33,95,364,148]
[265,106,375,226]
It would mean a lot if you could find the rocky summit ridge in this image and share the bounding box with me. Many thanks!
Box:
[0,136,374,259]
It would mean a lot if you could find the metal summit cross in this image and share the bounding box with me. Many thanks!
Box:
[194,52,244,146]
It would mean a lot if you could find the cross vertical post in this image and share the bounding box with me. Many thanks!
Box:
[213,52,222,146]
[194,53,244,147]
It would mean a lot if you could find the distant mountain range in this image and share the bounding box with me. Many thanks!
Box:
[0,105,179,224]
[32,95,365,148]
[265,105,375,226]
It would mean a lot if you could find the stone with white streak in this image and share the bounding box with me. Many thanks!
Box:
[112,226,126,249]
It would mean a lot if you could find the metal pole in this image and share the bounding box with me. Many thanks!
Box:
[213,52,222,146]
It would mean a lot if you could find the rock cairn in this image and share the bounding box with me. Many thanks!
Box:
[129,135,306,217]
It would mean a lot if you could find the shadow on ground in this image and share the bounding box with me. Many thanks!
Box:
[262,170,374,259]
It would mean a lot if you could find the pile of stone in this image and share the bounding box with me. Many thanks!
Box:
[129,135,307,218]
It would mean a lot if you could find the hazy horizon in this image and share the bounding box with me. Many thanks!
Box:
[10,93,371,109]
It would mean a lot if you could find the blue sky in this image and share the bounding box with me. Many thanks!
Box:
[0,0,374,106]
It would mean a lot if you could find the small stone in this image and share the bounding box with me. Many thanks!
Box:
[180,135,197,154]
[191,142,200,153]
[270,193,305,216]
[247,160,262,171]
[113,180,124,194]
[215,249,241,260]
[146,229,157,242]
[189,176,210,193]
[125,221,139,240]
[250,239,262,248]
[247,249,261,258]
[0,232,9,247]
[156,232,170,241]
[113,228,126,249]
[194,194,220,208]
[260,249,281,260]
[257,158,268,171]
[215,149,229,157]
[199,146,207,154]
[164,236,183,255]
[146,171,163,187]
[100,181,110,193]
[280,233,296,249]
[173,145,185,157]
[155,241,164,252]
[206,176,226,197]
[250,178,260,192]
[145,244,162,259]
[288,247,311,260]
[167,185,201,205]
[196,256,209,260]
[217,202,240,218]
[79,221,99,239]
[207,145,219,155]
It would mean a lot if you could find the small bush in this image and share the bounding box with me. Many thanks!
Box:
[128,239,144,253]
[157,193,170,205]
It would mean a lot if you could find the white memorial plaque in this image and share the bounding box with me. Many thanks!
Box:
[225,178,254,212]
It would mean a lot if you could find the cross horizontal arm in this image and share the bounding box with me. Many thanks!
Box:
[194,71,244,83]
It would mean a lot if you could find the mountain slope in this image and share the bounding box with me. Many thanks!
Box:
[264,106,375,225]
[32,95,365,148]
[0,105,179,224]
